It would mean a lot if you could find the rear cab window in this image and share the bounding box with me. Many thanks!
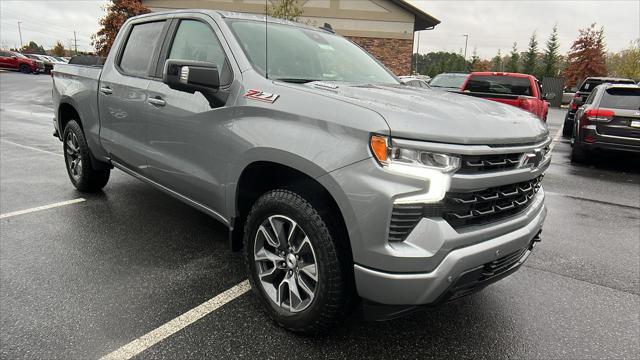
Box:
[118,21,166,78]
[600,88,640,110]
[465,75,532,96]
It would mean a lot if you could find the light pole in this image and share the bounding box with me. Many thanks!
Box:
[414,30,421,74]
[17,21,23,49]
[462,34,469,61]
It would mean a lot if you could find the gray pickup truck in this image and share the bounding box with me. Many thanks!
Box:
[52,10,550,333]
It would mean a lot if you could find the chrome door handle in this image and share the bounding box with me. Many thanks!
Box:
[99,87,112,95]
[148,97,166,107]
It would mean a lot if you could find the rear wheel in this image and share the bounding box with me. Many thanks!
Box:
[570,139,589,163]
[63,120,110,191]
[562,114,574,138]
[243,189,354,334]
[19,64,30,74]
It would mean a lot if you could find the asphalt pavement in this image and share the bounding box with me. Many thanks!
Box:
[1,71,638,359]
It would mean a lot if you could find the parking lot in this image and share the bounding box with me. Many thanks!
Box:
[0,71,638,359]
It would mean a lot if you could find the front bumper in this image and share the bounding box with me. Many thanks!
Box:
[354,189,545,305]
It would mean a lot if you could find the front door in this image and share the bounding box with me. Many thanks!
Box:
[145,17,237,215]
[98,20,167,173]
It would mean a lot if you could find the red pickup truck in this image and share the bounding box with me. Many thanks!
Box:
[460,72,553,121]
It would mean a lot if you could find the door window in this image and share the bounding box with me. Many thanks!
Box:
[119,21,165,77]
[168,20,232,85]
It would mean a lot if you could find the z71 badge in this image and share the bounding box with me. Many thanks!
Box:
[244,89,280,103]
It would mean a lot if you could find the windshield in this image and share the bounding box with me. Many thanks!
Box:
[465,75,532,96]
[227,20,398,84]
[13,52,27,59]
[429,74,467,89]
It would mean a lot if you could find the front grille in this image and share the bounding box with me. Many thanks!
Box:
[442,175,543,228]
[387,175,543,240]
[458,153,522,174]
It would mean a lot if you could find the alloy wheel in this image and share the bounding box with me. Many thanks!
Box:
[65,132,82,181]
[254,215,318,313]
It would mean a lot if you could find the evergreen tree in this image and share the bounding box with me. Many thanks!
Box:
[542,25,561,77]
[506,42,520,72]
[522,32,539,75]
[491,49,503,71]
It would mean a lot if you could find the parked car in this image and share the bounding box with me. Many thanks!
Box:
[563,76,636,137]
[52,56,69,63]
[24,54,55,73]
[460,72,553,121]
[0,50,43,73]
[52,10,550,333]
[571,83,640,162]
[428,72,469,91]
[398,75,430,88]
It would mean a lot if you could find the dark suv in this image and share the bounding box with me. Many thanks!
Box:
[571,83,640,162]
[563,77,636,137]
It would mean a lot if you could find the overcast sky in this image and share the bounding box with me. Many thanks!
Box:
[0,0,638,57]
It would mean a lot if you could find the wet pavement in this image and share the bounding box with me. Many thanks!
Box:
[1,71,638,359]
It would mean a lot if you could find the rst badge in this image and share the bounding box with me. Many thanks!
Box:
[244,89,280,103]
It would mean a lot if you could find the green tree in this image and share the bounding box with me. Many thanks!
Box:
[268,0,303,22]
[522,32,538,75]
[541,25,561,77]
[20,41,45,54]
[412,51,467,77]
[469,47,480,71]
[506,42,520,72]
[491,49,503,71]
[607,40,640,80]
[563,23,607,87]
[52,41,65,57]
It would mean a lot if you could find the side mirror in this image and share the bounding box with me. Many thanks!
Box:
[163,59,219,94]
[543,92,556,101]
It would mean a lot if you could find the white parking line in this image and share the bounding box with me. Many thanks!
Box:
[548,125,564,153]
[0,198,86,219]
[0,139,63,157]
[100,280,251,360]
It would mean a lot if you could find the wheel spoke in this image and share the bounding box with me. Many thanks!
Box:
[268,216,287,249]
[277,277,289,309]
[258,225,279,248]
[288,275,303,309]
[295,236,312,254]
[66,139,77,153]
[296,274,315,298]
[254,247,284,263]
[299,263,317,282]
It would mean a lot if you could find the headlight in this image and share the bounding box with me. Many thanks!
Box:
[370,134,460,204]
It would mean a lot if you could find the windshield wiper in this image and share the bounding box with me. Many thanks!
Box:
[273,78,324,84]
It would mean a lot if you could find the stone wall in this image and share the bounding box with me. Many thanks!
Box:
[346,36,413,76]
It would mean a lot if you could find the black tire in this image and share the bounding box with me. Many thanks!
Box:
[570,141,589,163]
[19,64,30,74]
[562,114,574,138]
[243,189,355,334]
[62,120,110,191]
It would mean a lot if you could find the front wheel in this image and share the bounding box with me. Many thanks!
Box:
[63,120,110,191]
[19,64,30,74]
[243,189,354,334]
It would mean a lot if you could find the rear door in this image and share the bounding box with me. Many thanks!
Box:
[98,19,169,173]
[144,15,238,216]
[596,87,640,142]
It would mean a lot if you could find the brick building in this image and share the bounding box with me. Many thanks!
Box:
[141,0,440,75]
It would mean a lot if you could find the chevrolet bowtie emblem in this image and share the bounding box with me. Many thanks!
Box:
[519,148,543,168]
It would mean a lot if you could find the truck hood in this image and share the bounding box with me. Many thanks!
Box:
[310,83,549,145]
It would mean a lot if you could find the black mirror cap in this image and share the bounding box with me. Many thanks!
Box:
[163,59,220,94]
[543,92,556,101]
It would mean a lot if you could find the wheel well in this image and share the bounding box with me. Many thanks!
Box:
[232,161,350,257]
[59,103,81,134]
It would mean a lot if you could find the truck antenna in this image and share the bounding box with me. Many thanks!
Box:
[265,0,269,79]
